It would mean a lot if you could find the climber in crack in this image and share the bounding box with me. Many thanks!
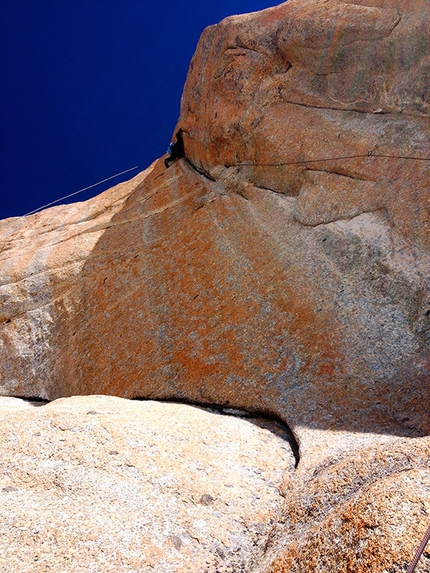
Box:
[164,128,185,168]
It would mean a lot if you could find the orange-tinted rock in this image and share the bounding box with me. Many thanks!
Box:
[1,157,428,445]
[0,2,428,447]
[0,2,429,571]
[259,435,430,573]
[180,0,430,250]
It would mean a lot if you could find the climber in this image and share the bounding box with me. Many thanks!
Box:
[164,129,185,168]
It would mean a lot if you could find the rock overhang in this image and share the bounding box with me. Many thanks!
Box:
[0,0,429,448]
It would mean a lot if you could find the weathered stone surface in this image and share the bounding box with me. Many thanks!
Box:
[0,1,429,571]
[0,0,429,460]
[0,395,295,572]
[1,156,428,445]
[180,0,429,250]
[259,434,430,573]
[0,1,427,437]
[0,396,428,573]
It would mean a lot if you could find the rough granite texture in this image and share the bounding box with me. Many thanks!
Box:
[0,396,428,573]
[259,434,430,573]
[0,395,295,573]
[0,0,429,571]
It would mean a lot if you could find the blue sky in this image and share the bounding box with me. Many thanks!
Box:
[0,1,276,220]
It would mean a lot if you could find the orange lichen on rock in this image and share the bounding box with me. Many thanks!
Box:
[0,2,429,571]
[263,438,430,573]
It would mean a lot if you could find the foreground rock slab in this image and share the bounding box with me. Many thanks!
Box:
[0,396,428,573]
[0,395,295,573]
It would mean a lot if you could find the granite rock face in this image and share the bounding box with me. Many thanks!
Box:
[0,396,428,573]
[260,434,430,573]
[0,159,428,447]
[0,1,429,570]
[181,0,430,251]
[0,395,295,573]
[1,1,428,444]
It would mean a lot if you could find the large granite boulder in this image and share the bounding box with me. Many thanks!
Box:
[0,395,295,572]
[181,0,429,242]
[0,396,428,573]
[0,2,429,570]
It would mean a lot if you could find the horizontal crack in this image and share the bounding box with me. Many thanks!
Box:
[280,99,381,114]
[4,392,301,468]
[305,167,374,182]
[296,207,388,228]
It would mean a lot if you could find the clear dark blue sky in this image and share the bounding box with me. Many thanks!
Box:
[0,1,276,220]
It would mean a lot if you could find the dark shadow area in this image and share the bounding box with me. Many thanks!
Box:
[11,396,50,407]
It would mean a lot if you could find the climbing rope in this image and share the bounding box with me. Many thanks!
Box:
[24,166,139,216]
[23,152,429,217]
[406,524,430,573]
[231,152,430,167]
